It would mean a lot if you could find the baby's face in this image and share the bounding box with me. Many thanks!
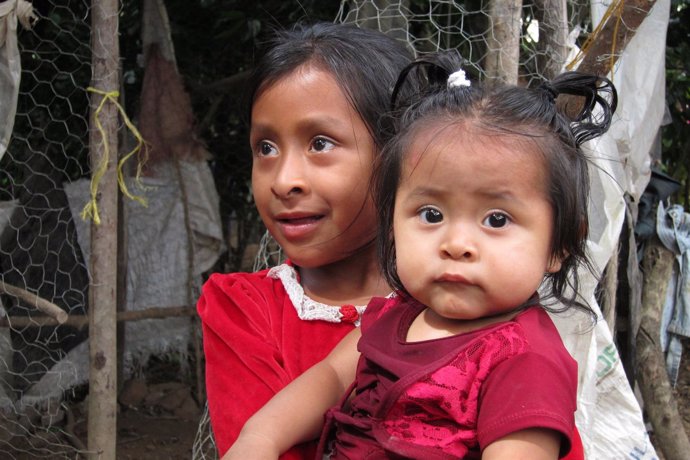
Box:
[392,123,561,321]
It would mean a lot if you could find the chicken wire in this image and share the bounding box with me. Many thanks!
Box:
[0,0,664,458]
[0,1,92,457]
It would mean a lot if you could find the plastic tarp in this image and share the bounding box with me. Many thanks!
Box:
[547,0,670,457]
[64,159,224,369]
[0,0,36,161]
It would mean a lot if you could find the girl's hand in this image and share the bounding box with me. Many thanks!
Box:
[222,432,280,460]
[482,428,560,460]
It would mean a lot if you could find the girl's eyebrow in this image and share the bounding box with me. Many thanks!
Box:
[251,115,351,136]
[299,116,349,131]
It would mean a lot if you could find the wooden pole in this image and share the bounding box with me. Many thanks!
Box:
[570,0,657,77]
[636,236,690,459]
[0,306,197,329]
[87,0,119,458]
[534,0,569,79]
[485,0,522,84]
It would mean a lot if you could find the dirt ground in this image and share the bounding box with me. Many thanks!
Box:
[116,409,199,460]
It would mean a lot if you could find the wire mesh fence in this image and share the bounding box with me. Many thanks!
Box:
[0,0,660,458]
[0,1,92,457]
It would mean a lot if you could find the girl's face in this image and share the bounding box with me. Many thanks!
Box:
[250,66,377,268]
[392,124,562,320]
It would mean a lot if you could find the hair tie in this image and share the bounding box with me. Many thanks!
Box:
[540,82,559,102]
[448,69,471,88]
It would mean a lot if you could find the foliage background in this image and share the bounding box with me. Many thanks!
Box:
[663,0,690,204]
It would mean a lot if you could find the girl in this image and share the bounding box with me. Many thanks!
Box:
[196,22,416,458]
[225,52,616,459]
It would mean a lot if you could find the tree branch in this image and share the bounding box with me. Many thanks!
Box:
[0,281,68,324]
[636,236,690,459]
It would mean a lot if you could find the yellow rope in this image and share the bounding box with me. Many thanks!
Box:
[81,87,148,225]
[566,0,624,76]
[609,0,625,80]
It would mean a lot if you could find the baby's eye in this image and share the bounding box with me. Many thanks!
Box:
[256,141,277,157]
[419,207,443,224]
[311,137,336,153]
[483,212,510,228]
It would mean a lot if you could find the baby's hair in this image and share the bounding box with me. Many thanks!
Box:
[245,22,414,150]
[375,51,617,318]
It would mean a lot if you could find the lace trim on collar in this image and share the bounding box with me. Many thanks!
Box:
[268,264,367,326]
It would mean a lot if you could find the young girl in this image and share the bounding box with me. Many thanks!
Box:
[196,22,417,458]
[225,52,617,459]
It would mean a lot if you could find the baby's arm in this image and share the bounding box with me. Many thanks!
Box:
[222,327,362,460]
[482,428,560,459]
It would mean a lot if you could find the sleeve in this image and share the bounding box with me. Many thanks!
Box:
[360,296,393,332]
[476,351,577,458]
[197,272,312,458]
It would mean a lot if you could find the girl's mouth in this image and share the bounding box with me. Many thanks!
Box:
[274,215,325,240]
[277,215,323,225]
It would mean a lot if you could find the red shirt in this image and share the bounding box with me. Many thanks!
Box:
[197,268,357,458]
[320,296,579,459]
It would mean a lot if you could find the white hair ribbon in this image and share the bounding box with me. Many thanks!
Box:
[447,69,471,88]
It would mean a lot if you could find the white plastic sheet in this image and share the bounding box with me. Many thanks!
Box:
[0,0,36,161]
[550,0,670,457]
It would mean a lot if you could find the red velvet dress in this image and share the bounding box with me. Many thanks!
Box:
[197,264,361,458]
[317,296,580,459]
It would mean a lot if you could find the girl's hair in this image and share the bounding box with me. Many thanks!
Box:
[245,22,415,150]
[375,51,617,317]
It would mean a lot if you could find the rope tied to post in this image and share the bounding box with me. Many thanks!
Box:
[82,87,149,224]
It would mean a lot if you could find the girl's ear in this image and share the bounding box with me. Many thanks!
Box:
[546,253,564,274]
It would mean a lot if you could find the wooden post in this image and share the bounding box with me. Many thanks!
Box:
[636,236,690,459]
[87,0,119,458]
[485,0,522,84]
[534,0,569,79]
[570,0,657,76]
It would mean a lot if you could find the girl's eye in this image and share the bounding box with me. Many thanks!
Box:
[483,212,510,228]
[419,207,443,224]
[311,137,335,153]
[256,141,277,157]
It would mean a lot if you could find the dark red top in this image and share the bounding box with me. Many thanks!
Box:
[319,296,579,459]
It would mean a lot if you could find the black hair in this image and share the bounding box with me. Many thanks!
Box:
[375,50,617,318]
[245,22,415,151]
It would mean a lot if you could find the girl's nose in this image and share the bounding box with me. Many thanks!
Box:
[440,230,477,260]
[271,154,310,199]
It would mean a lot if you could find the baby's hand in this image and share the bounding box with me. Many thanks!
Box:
[222,432,280,460]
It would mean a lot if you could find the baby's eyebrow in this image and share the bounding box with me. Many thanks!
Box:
[405,186,446,199]
[475,188,516,200]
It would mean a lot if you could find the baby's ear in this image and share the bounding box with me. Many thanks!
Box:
[546,253,564,274]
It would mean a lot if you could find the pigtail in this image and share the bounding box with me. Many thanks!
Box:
[390,51,470,111]
[539,72,618,146]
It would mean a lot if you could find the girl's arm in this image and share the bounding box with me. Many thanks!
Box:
[482,428,560,460]
[223,327,363,460]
